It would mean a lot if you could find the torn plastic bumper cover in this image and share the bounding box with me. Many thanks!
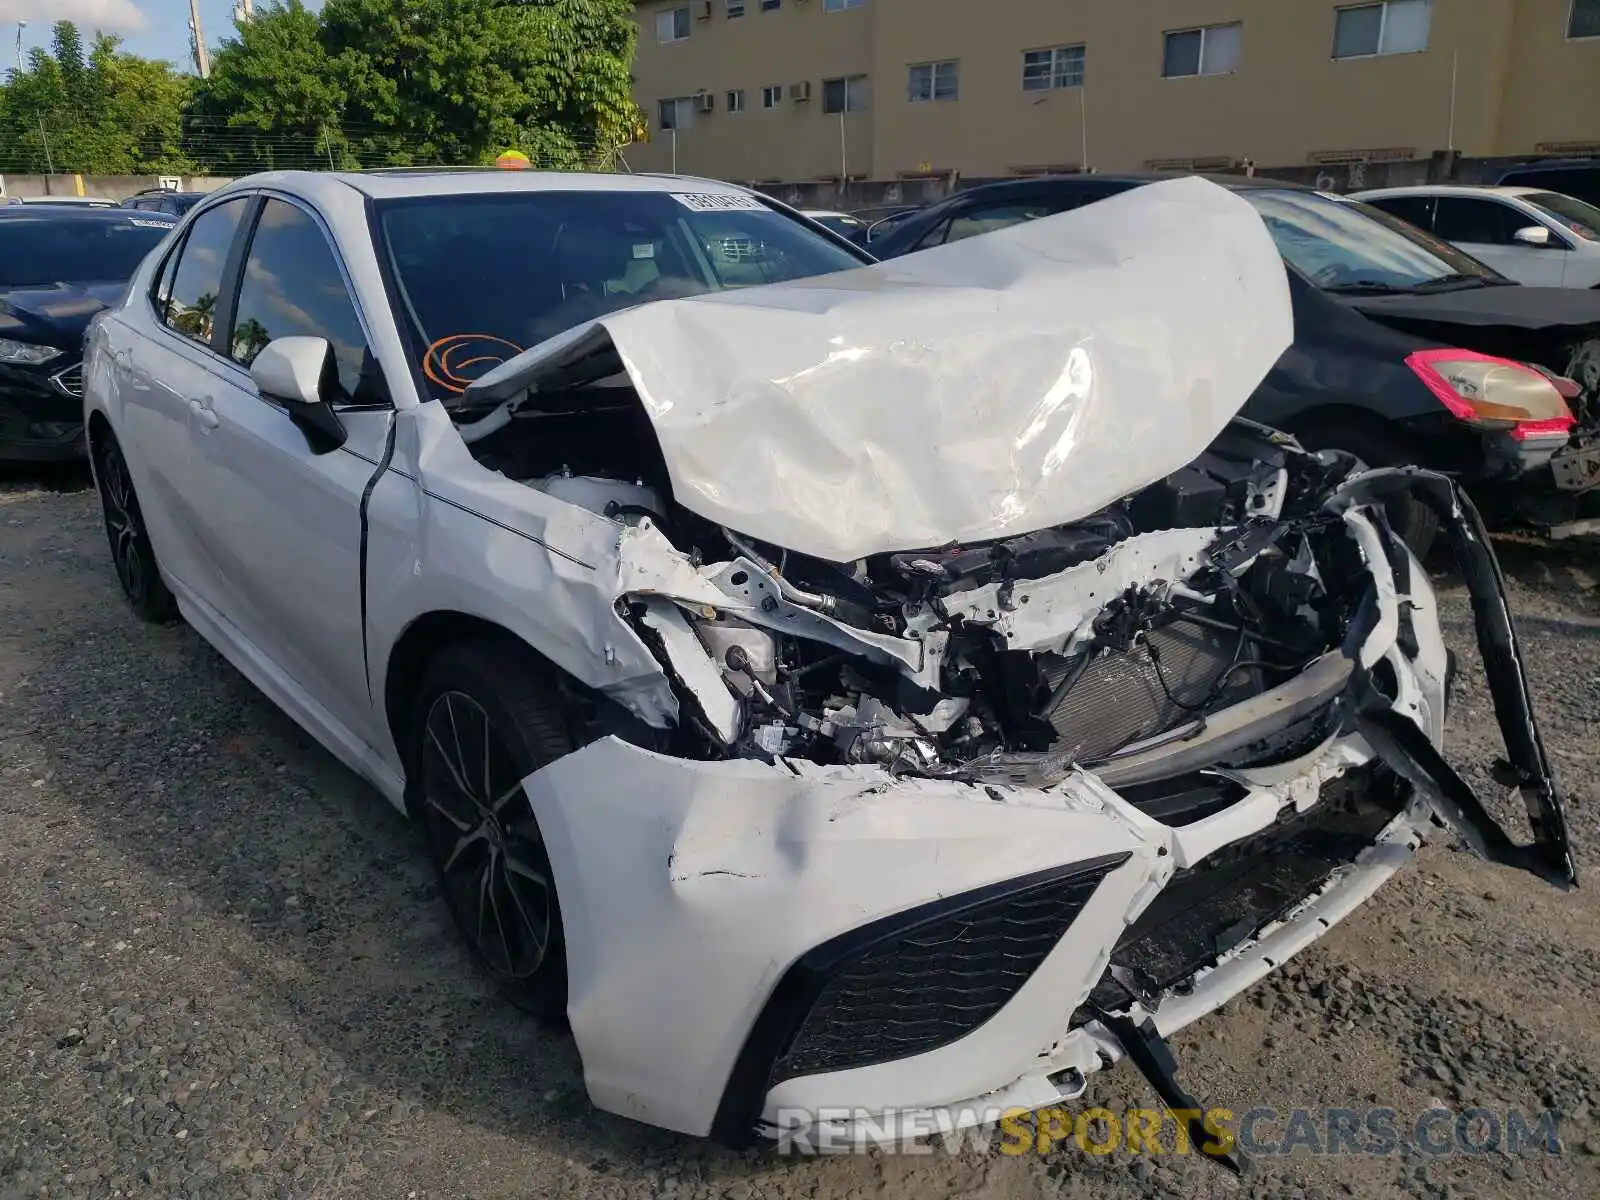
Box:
[1330,464,1576,890]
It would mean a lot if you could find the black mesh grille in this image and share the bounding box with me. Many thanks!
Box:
[771,856,1126,1083]
[1080,763,1407,1017]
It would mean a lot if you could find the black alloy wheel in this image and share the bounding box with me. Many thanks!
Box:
[95,434,177,622]
[413,642,571,1015]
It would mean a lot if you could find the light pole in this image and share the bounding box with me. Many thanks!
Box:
[15,21,25,74]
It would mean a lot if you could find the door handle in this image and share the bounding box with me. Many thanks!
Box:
[189,398,220,430]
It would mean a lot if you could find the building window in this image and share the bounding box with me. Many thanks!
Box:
[656,6,690,42]
[1571,0,1600,38]
[1022,44,1086,91]
[657,97,695,131]
[727,0,744,15]
[908,59,959,102]
[1333,1,1431,58]
[762,84,783,108]
[760,0,779,10]
[1162,23,1242,78]
[824,0,864,9]
[727,89,746,112]
[823,74,870,113]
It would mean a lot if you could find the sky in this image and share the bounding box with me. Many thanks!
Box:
[0,0,322,72]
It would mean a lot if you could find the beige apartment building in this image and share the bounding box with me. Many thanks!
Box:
[626,0,1600,183]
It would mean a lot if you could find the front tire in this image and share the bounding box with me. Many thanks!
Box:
[410,640,572,1016]
[94,432,178,623]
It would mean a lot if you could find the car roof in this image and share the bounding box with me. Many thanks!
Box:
[20,196,118,205]
[1354,184,1548,200]
[221,168,760,203]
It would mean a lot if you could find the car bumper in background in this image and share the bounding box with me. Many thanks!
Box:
[0,363,86,462]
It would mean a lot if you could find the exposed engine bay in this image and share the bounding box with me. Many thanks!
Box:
[463,394,1392,806]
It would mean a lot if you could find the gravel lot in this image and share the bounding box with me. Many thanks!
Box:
[3,466,1599,1200]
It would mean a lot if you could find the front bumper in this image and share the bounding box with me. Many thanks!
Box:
[0,364,86,462]
[518,473,1570,1146]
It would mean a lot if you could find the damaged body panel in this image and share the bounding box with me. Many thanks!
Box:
[83,168,1574,1158]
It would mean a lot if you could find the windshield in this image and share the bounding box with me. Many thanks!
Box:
[377,189,867,397]
[1237,189,1502,290]
[0,217,173,289]
[1524,191,1600,242]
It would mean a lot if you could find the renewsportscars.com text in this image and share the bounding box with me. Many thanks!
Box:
[774,1104,1563,1158]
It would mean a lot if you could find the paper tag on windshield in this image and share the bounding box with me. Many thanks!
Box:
[632,243,655,259]
[129,218,176,229]
[671,192,766,212]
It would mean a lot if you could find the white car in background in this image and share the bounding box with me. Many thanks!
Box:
[80,168,1570,1157]
[800,208,869,241]
[1355,184,1600,288]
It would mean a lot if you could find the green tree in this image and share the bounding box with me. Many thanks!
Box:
[193,0,644,171]
[186,1,352,172]
[0,20,193,174]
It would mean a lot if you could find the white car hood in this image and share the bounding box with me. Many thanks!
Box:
[466,176,1293,563]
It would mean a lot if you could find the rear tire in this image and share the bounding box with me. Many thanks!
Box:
[93,432,178,623]
[1293,421,1441,560]
[410,639,573,1017]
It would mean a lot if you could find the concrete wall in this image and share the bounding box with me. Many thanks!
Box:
[0,175,235,201]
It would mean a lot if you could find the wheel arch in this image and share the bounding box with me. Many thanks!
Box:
[385,613,539,782]
[85,409,114,460]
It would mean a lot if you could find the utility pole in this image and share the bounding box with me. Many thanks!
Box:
[189,0,210,79]
[37,115,54,174]
[232,0,256,24]
[15,21,24,74]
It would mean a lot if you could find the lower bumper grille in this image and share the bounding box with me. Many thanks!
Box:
[769,854,1128,1084]
[1079,762,1407,1016]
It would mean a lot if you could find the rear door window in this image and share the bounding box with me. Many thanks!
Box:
[162,198,250,348]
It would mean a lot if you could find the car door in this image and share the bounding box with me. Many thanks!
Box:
[116,194,254,598]
[183,193,395,749]
[1431,196,1567,286]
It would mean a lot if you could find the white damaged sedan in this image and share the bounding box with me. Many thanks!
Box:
[82,169,1574,1163]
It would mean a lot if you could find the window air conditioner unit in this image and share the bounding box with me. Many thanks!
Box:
[789,81,812,102]
[694,92,715,113]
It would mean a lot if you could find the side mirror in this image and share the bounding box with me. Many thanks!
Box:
[1513,225,1555,248]
[249,335,347,453]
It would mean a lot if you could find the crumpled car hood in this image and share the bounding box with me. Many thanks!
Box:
[467,176,1294,563]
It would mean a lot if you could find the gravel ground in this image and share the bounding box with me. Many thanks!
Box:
[2,466,1599,1200]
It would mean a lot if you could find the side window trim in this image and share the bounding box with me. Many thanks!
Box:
[232,190,391,412]
[149,233,186,325]
[211,194,265,359]
[254,188,382,366]
[150,193,257,365]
